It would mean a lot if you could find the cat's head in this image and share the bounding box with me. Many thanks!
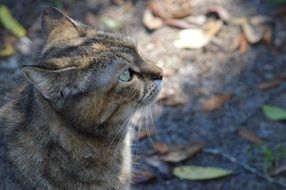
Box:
[21,7,163,134]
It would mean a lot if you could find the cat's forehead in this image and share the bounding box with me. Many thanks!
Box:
[40,31,139,69]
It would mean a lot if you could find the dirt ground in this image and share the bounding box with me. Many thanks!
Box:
[0,0,286,190]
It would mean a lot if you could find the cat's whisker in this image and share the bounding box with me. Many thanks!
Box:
[143,106,156,152]
[149,103,159,138]
[104,106,138,160]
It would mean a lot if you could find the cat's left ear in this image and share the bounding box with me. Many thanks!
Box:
[21,66,89,100]
[41,6,81,43]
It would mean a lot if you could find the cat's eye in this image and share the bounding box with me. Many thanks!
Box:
[119,69,132,82]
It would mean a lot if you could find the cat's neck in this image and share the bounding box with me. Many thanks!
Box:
[34,89,130,156]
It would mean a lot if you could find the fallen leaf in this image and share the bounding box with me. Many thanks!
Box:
[153,142,169,155]
[160,143,203,163]
[137,129,155,140]
[258,79,283,91]
[148,0,169,19]
[250,15,273,25]
[262,105,286,121]
[100,16,123,31]
[271,165,286,176]
[143,9,163,30]
[158,83,188,107]
[206,6,230,23]
[186,15,207,26]
[262,27,273,44]
[0,5,26,38]
[174,20,223,49]
[165,19,197,29]
[239,33,249,54]
[237,127,263,144]
[241,18,263,44]
[145,156,171,177]
[0,43,15,57]
[148,0,192,19]
[173,166,233,180]
[234,17,263,44]
[132,170,157,183]
[202,94,234,111]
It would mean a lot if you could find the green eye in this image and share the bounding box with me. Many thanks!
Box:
[119,69,131,82]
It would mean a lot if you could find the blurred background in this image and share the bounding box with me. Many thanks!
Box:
[0,0,286,189]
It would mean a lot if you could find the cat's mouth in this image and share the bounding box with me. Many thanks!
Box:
[141,80,162,105]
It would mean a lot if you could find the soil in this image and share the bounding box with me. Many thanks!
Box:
[0,0,286,189]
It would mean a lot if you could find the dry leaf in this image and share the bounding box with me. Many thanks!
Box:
[149,0,192,19]
[165,19,197,29]
[145,156,171,176]
[262,27,273,44]
[132,170,157,183]
[202,94,234,111]
[237,127,263,144]
[258,79,283,91]
[174,20,223,49]
[207,6,230,23]
[137,129,155,140]
[241,18,263,44]
[143,9,163,30]
[154,142,169,155]
[0,43,15,57]
[160,143,203,163]
[271,165,286,176]
[239,33,249,54]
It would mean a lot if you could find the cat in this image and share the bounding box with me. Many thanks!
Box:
[0,7,163,190]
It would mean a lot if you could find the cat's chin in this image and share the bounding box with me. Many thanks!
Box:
[140,80,162,106]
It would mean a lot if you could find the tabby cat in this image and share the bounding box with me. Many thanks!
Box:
[0,7,162,190]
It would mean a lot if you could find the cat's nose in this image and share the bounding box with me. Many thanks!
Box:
[151,72,163,80]
[148,64,163,81]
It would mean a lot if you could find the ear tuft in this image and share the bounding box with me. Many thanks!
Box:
[41,6,80,43]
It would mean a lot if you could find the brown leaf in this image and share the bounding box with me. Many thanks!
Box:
[237,127,263,144]
[145,156,171,176]
[202,94,234,111]
[160,143,203,163]
[148,0,169,19]
[148,0,192,20]
[137,129,155,140]
[153,142,169,155]
[143,9,163,30]
[132,170,157,183]
[234,18,263,44]
[271,165,286,176]
[207,6,230,23]
[165,19,197,29]
[239,33,249,55]
[262,27,273,44]
[258,79,283,91]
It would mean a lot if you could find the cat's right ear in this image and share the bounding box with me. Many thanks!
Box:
[41,6,80,43]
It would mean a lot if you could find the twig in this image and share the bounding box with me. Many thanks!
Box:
[203,148,286,189]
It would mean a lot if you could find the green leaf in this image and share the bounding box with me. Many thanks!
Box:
[0,43,15,57]
[262,105,286,121]
[0,5,26,38]
[173,165,233,180]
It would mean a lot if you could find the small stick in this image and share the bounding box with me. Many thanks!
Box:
[203,148,286,189]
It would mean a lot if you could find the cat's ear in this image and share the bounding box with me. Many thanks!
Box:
[21,66,89,100]
[41,6,80,43]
